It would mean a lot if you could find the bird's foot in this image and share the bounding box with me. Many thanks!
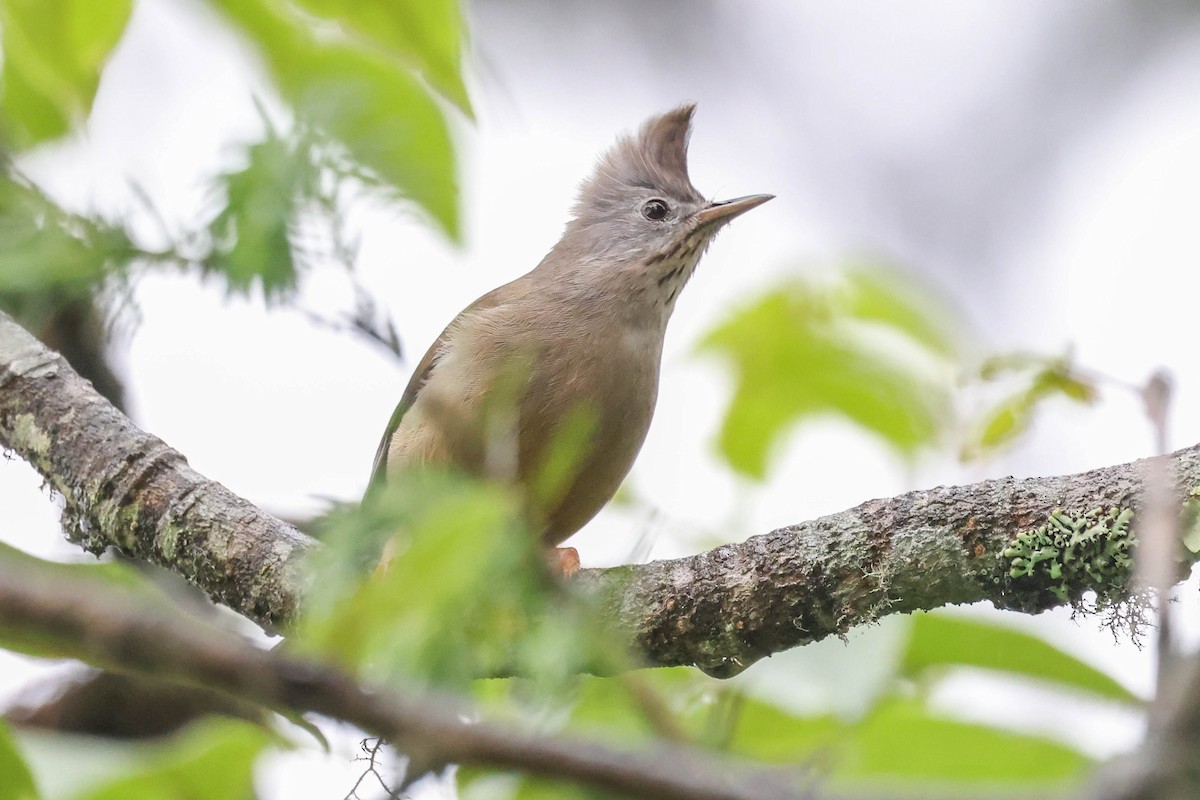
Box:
[548,546,580,578]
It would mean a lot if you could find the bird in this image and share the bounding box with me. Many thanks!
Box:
[367,104,771,571]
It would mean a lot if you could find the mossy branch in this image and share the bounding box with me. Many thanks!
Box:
[0,309,1196,672]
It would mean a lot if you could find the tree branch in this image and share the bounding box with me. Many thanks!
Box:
[0,311,314,631]
[0,556,824,800]
[0,309,1193,673]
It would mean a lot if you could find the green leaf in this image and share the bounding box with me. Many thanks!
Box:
[900,612,1141,705]
[73,719,268,800]
[293,471,619,687]
[206,129,317,299]
[0,721,39,800]
[0,0,133,148]
[293,472,524,684]
[841,264,957,358]
[728,698,842,763]
[289,0,471,113]
[964,353,1099,460]
[0,174,134,296]
[287,46,457,237]
[843,697,1091,783]
[206,0,459,239]
[968,391,1035,455]
[458,770,602,800]
[699,266,961,478]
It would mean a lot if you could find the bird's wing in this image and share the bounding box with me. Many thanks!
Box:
[364,284,514,496]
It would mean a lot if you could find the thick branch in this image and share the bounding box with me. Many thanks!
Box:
[578,454,1192,675]
[0,309,1193,673]
[0,311,314,630]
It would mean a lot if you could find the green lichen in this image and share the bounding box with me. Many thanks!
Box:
[12,413,51,458]
[1004,507,1135,605]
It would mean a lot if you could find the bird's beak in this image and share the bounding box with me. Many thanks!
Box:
[696,194,774,226]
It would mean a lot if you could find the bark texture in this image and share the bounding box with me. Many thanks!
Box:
[0,312,313,630]
[577,456,1193,675]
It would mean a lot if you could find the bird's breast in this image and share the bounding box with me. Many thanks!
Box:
[520,321,663,543]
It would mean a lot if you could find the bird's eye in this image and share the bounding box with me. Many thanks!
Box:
[641,199,670,221]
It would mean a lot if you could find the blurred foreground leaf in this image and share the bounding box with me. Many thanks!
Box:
[901,612,1140,705]
[207,0,459,238]
[72,719,267,800]
[845,697,1090,783]
[699,265,962,478]
[0,174,134,297]
[0,0,133,148]
[293,471,625,688]
[290,0,470,113]
[0,720,39,800]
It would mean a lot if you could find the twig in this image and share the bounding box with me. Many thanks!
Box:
[1137,370,1179,724]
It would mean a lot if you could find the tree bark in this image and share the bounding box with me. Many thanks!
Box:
[0,311,312,631]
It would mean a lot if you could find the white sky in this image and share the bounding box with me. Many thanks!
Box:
[3,0,1200,795]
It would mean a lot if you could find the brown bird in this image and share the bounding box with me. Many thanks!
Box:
[368,104,771,569]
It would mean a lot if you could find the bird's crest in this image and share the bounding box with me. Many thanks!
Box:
[572,104,703,220]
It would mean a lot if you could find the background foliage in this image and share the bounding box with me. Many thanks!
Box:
[0,1,1161,799]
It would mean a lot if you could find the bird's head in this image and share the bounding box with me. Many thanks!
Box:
[554,104,772,316]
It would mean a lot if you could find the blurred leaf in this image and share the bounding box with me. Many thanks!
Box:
[0,720,39,800]
[563,669,715,748]
[0,0,133,148]
[841,264,957,358]
[964,353,1099,460]
[900,612,1140,705]
[290,0,471,113]
[0,174,134,295]
[844,697,1091,783]
[699,266,961,479]
[287,46,457,237]
[459,770,603,800]
[727,698,842,764]
[73,719,267,800]
[293,471,622,687]
[206,0,458,239]
[292,471,526,684]
[206,128,318,298]
[15,730,151,800]
[970,391,1034,454]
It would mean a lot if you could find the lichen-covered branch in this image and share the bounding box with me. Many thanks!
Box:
[578,455,1199,676]
[0,311,314,630]
[0,309,1195,673]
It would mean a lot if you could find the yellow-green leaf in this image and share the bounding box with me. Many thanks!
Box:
[699,266,961,479]
[900,612,1140,705]
[0,721,39,800]
[206,129,315,299]
[844,697,1091,783]
[74,719,267,800]
[289,0,470,113]
[206,0,459,239]
[0,0,133,148]
[965,353,1099,460]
